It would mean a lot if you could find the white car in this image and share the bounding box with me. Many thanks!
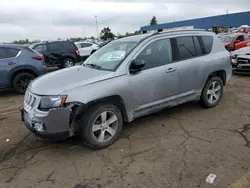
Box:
[75,42,99,57]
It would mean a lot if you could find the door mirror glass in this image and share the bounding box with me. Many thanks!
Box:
[130,59,145,73]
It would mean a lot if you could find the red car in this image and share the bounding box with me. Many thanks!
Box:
[220,33,250,51]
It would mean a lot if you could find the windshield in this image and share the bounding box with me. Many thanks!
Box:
[220,35,235,43]
[84,41,138,71]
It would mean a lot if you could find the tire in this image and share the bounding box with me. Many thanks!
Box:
[79,103,123,150]
[12,72,35,94]
[200,76,224,108]
[91,50,96,54]
[62,58,75,68]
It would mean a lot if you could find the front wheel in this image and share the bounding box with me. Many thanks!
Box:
[200,76,224,108]
[79,103,123,149]
[12,72,35,94]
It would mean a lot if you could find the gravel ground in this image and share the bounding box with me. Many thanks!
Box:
[0,75,250,188]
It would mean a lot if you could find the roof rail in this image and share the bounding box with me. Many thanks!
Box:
[151,29,206,36]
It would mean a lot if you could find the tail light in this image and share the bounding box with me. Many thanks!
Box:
[229,52,232,65]
[76,50,80,55]
[33,56,44,60]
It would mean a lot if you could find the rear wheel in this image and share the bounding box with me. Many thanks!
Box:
[62,58,75,68]
[13,72,35,94]
[79,103,123,149]
[200,76,224,108]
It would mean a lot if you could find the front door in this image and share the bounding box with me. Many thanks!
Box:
[129,38,179,113]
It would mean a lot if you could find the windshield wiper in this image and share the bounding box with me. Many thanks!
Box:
[85,63,102,69]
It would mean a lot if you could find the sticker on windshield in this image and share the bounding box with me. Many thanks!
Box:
[100,51,126,61]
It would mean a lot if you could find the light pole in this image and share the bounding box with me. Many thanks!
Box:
[82,28,84,39]
[95,16,99,39]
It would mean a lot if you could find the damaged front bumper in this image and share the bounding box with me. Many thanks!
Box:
[20,105,72,141]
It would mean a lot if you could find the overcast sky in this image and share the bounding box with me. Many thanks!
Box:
[0,0,249,42]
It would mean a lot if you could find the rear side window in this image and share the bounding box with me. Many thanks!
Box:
[0,48,8,59]
[47,42,61,51]
[244,35,249,40]
[193,36,203,56]
[63,42,77,51]
[7,48,20,57]
[176,36,196,60]
[201,36,213,54]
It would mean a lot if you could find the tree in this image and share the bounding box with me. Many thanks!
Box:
[150,16,158,25]
[100,27,115,41]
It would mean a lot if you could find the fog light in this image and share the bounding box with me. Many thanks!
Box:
[33,122,45,132]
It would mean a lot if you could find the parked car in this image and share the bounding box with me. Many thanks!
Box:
[231,44,250,74]
[74,42,99,59]
[20,30,232,149]
[220,33,250,51]
[0,44,47,93]
[30,41,81,68]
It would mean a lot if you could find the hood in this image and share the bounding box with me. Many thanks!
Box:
[223,42,232,46]
[29,66,115,95]
[232,46,250,56]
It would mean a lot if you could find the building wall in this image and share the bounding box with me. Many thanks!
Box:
[140,11,250,32]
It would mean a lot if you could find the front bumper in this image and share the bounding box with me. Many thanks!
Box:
[20,105,72,141]
[232,63,250,74]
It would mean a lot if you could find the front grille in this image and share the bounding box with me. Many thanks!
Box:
[237,58,250,65]
[24,91,37,110]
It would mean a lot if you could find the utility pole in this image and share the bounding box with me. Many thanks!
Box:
[95,16,99,39]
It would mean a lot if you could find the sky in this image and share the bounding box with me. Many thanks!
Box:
[0,0,249,42]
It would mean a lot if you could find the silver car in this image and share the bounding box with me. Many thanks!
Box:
[20,30,232,149]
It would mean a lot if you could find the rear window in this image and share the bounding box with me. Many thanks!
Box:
[201,36,213,54]
[63,42,77,51]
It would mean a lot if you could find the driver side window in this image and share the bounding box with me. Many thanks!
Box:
[136,38,172,70]
[237,35,244,42]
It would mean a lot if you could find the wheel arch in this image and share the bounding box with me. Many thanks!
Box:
[10,69,38,86]
[206,70,226,86]
[71,95,129,123]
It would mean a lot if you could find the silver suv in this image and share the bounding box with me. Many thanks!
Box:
[20,30,232,149]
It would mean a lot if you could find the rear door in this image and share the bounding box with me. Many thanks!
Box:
[172,36,204,95]
[0,47,19,86]
[46,42,63,66]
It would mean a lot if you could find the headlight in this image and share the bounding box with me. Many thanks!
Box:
[39,95,67,109]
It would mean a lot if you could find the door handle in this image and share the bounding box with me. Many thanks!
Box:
[8,62,16,65]
[165,68,176,73]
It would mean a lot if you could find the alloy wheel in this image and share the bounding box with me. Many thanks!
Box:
[92,111,118,143]
[207,81,222,104]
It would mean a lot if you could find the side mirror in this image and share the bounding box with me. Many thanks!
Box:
[130,59,145,73]
[235,40,241,44]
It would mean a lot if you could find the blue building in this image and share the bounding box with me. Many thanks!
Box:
[140,11,250,33]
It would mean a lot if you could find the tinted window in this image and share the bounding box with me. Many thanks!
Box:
[34,44,47,53]
[137,38,172,70]
[0,48,8,59]
[7,48,20,57]
[193,36,203,56]
[237,35,244,41]
[63,42,77,51]
[47,43,61,51]
[176,36,196,60]
[81,43,93,48]
[201,36,213,54]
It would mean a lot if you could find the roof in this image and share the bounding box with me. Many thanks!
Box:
[0,44,25,49]
[141,11,250,31]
